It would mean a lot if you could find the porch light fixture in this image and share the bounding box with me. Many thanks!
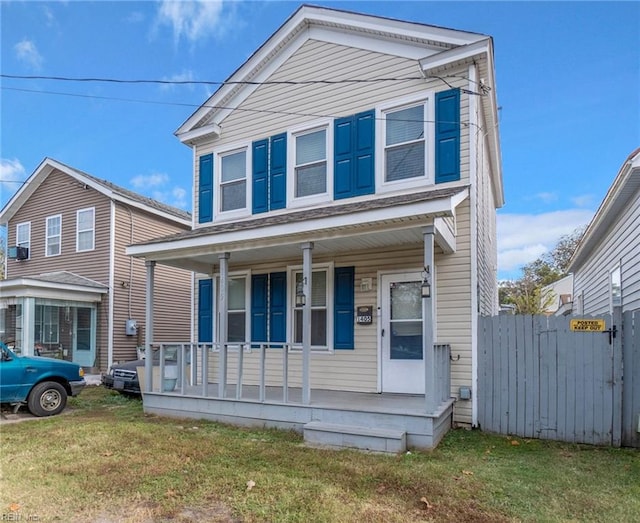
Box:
[421,266,431,299]
[296,280,306,307]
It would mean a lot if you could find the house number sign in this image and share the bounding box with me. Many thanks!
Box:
[356,306,373,325]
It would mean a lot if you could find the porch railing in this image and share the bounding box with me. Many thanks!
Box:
[148,341,452,413]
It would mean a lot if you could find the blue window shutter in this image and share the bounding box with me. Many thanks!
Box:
[252,139,269,214]
[269,134,287,210]
[269,272,287,346]
[198,154,213,223]
[251,274,268,345]
[435,89,460,183]
[198,279,213,343]
[334,116,353,199]
[334,267,355,349]
[353,110,375,196]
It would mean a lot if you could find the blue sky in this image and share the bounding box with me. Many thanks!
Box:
[1,1,638,280]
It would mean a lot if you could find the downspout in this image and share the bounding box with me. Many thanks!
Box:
[468,62,480,427]
[107,201,116,369]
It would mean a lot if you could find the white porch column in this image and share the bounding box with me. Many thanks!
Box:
[422,227,436,413]
[218,253,230,398]
[301,242,313,405]
[22,298,35,356]
[144,260,155,393]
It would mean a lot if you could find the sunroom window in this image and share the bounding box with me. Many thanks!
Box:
[385,104,425,182]
[295,128,327,198]
[293,270,327,347]
[220,150,247,212]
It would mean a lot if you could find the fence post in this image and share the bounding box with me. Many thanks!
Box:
[612,306,623,447]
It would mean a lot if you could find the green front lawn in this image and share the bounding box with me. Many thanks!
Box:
[1,386,638,522]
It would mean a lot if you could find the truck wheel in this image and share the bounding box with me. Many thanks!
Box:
[27,381,67,417]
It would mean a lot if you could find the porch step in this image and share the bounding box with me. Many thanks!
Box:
[303,421,406,453]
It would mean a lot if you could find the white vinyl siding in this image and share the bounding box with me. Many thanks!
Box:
[573,195,640,314]
[192,41,471,228]
[45,215,62,257]
[76,207,95,252]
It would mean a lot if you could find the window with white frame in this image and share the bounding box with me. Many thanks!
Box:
[295,128,327,198]
[220,149,247,212]
[293,269,328,348]
[46,215,62,257]
[76,207,95,252]
[35,305,59,344]
[227,276,247,343]
[384,103,426,182]
[610,266,622,311]
[16,222,30,255]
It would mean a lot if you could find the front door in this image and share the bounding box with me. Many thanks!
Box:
[72,307,95,368]
[380,273,425,394]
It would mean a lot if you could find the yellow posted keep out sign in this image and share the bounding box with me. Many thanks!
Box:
[570,319,606,332]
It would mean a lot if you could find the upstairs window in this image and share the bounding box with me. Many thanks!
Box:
[295,128,327,198]
[220,149,247,213]
[76,207,95,252]
[384,103,426,182]
[16,222,30,257]
[46,215,62,257]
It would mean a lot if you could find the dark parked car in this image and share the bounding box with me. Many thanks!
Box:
[0,341,86,416]
[102,347,180,395]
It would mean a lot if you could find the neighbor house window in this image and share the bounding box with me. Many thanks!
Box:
[220,149,247,212]
[35,305,59,344]
[227,276,247,342]
[384,103,426,182]
[610,266,622,311]
[76,207,95,252]
[16,222,31,256]
[295,128,327,198]
[293,269,328,348]
[46,215,62,256]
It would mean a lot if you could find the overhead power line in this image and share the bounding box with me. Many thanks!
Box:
[0,73,488,95]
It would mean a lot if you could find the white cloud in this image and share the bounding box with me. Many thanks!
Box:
[43,6,56,27]
[534,192,557,204]
[156,0,230,44]
[1,158,27,208]
[160,70,196,91]
[130,172,169,189]
[14,39,43,70]
[130,171,188,210]
[497,209,594,277]
[570,194,595,207]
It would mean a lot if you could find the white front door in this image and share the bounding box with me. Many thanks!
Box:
[380,272,425,394]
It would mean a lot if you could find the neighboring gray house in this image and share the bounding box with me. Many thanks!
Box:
[126,6,504,450]
[569,148,640,315]
[0,158,193,371]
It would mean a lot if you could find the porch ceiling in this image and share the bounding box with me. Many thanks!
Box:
[127,187,469,273]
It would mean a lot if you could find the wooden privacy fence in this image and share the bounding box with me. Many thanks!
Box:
[478,308,640,448]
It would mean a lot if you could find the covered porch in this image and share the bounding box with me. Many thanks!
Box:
[127,188,468,451]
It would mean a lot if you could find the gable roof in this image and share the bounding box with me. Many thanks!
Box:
[0,157,191,226]
[569,148,640,271]
[174,4,503,207]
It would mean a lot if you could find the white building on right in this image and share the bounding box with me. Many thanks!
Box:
[569,148,640,315]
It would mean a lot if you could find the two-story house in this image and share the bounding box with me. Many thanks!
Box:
[0,157,193,371]
[127,6,503,450]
